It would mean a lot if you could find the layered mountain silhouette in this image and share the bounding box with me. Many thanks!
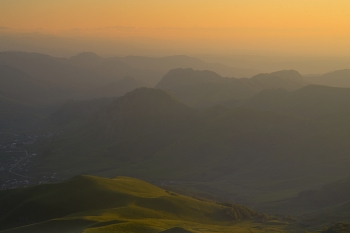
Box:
[86,88,196,158]
[0,51,258,99]
[105,54,258,78]
[27,86,350,217]
[156,68,308,107]
[3,51,350,233]
[24,88,330,181]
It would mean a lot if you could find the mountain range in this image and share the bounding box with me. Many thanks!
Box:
[156,68,308,107]
[22,86,349,222]
[2,51,350,232]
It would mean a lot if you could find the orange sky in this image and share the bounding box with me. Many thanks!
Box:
[1,0,350,55]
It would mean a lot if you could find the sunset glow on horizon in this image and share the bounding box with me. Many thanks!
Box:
[1,0,350,55]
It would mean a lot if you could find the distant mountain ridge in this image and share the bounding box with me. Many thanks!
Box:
[0,51,257,128]
[107,54,258,78]
[0,51,260,105]
[306,69,350,87]
[156,68,308,107]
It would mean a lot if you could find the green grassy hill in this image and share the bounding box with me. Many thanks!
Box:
[0,176,293,233]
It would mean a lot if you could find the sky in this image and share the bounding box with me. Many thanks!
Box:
[1,0,350,57]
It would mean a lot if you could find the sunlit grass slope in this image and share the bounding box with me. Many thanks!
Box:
[0,176,295,233]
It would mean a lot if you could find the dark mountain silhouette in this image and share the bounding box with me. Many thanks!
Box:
[270,70,305,84]
[13,86,350,226]
[250,69,306,91]
[0,52,156,99]
[89,88,196,158]
[0,51,260,100]
[46,87,195,139]
[156,68,307,107]
[156,68,226,89]
[35,88,197,171]
[0,51,157,104]
[4,51,350,231]
[34,89,317,183]
[0,52,309,109]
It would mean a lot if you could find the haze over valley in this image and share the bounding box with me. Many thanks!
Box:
[1,1,350,233]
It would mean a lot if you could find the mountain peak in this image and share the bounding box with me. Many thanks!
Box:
[70,52,101,60]
[92,87,195,146]
[156,68,225,90]
[69,52,103,67]
[270,69,303,78]
[108,87,191,114]
[252,70,303,82]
